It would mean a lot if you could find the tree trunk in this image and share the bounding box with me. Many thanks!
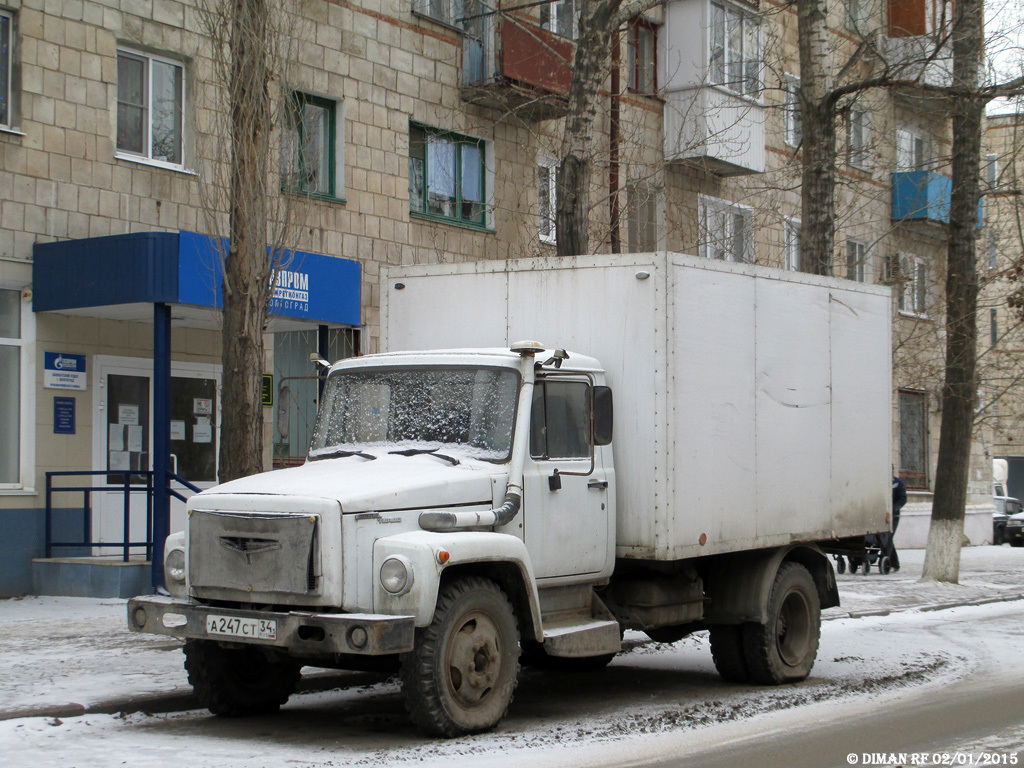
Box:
[219,0,272,482]
[796,0,835,276]
[556,0,619,257]
[921,0,985,583]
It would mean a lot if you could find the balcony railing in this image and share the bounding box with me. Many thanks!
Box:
[462,14,573,120]
[892,170,984,226]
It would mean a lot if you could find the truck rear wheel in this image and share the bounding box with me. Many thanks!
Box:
[741,561,820,684]
[709,625,750,683]
[183,639,301,717]
[401,576,520,737]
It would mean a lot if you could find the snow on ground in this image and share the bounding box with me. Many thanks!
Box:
[1,546,1022,768]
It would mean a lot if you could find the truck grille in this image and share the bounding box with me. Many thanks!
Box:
[189,510,320,596]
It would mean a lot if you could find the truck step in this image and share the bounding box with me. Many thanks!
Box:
[540,593,621,658]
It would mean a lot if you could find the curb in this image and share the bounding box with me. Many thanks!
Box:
[829,591,1024,621]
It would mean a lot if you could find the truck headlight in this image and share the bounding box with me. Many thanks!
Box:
[166,548,186,584]
[380,556,413,596]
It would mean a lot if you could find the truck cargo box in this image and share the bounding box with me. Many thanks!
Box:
[381,253,891,561]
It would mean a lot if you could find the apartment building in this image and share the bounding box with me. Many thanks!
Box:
[0,0,1005,595]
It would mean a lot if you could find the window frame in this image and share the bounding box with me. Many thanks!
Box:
[847,106,872,170]
[530,378,593,461]
[710,1,762,99]
[0,9,13,131]
[784,74,802,148]
[895,252,928,317]
[986,153,998,188]
[784,217,801,271]
[0,286,35,494]
[115,47,187,171]
[898,389,929,490]
[628,18,658,94]
[538,156,558,245]
[845,238,867,282]
[626,180,659,253]
[699,194,754,263]
[283,91,345,202]
[540,0,577,39]
[896,126,927,171]
[409,122,490,230]
[846,0,872,32]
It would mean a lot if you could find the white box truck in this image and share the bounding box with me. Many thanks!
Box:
[128,253,892,736]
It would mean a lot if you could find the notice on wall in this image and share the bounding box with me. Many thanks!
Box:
[170,420,186,441]
[109,451,131,472]
[193,417,213,444]
[127,425,144,453]
[108,424,125,452]
[43,352,87,391]
[118,404,140,426]
[53,397,76,435]
[193,398,213,416]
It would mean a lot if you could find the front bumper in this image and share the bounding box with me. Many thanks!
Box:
[127,596,415,656]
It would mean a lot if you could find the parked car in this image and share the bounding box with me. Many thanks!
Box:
[1006,507,1024,547]
[993,496,1023,545]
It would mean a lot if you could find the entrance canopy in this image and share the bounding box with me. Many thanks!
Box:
[32,231,361,329]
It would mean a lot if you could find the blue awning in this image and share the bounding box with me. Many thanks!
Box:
[32,231,361,327]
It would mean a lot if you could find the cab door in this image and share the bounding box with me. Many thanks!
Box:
[522,377,611,580]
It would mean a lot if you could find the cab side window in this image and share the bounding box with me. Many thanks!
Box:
[530,380,591,459]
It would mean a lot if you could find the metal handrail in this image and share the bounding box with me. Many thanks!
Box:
[44,470,201,562]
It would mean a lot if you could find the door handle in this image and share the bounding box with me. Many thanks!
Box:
[588,479,608,490]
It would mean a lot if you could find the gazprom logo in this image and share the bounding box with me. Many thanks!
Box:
[272,270,309,303]
[53,354,79,371]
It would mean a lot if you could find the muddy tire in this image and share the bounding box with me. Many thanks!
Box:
[183,639,301,717]
[709,625,750,683]
[401,577,520,737]
[742,562,820,684]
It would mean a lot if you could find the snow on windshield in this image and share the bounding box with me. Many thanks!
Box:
[309,366,520,461]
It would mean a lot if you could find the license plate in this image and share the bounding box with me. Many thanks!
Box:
[206,614,277,641]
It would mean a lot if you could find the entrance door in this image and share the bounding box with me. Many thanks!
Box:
[522,378,611,580]
[92,356,221,556]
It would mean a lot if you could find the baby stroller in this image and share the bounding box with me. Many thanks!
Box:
[850,533,893,574]
[833,533,892,575]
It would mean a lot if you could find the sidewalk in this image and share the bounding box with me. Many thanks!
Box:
[1,546,1021,723]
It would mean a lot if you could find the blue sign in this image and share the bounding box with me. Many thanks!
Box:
[54,397,76,434]
[44,352,87,390]
[176,232,361,326]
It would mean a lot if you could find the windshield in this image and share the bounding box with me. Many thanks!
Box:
[309,366,520,462]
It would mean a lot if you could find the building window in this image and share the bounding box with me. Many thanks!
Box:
[412,0,476,27]
[0,11,12,129]
[283,93,343,200]
[627,181,658,252]
[988,231,999,271]
[986,153,998,188]
[847,107,871,169]
[784,75,802,148]
[899,389,928,490]
[785,218,801,271]
[991,308,999,348]
[896,127,927,171]
[540,0,575,37]
[628,19,658,94]
[710,2,761,98]
[846,239,867,282]
[846,0,871,32]
[893,253,928,316]
[116,49,185,167]
[409,123,487,227]
[699,195,754,262]
[0,289,21,485]
[538,157,557,244]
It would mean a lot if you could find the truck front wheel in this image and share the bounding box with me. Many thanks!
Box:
[183,639,301,716]
[742,561,820,684]
[401,576,520,737]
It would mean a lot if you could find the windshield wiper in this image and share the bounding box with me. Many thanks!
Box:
[389,448,460,466]
[314,448,377,461]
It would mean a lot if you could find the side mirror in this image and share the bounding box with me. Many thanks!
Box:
[593,386,613,446]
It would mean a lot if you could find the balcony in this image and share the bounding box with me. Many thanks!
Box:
[881,35,952,90]
[891,170,984,226]
[461,15,573,121]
